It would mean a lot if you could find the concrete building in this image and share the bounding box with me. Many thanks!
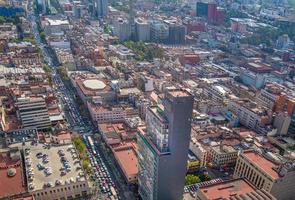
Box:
[203,84,230,103]
[24,143,90,200]
[73,77,115,104]
[138,89,193,200]
[135,18,150,42]
[150,20,169,43]
[256,88,279,111]
[87,104,138,124]
[96,0,108,17]
[189,139,207,167]
[196,178,277,200]
[112,144,138,184]
[164,20,186,44]
[273,112,291,136]
[0,147,27,199]
[208,144,238,167]
[239,69,266,89]
[227,99,271,134]
[234,150,295,200]
[39,0,50,14]
[16,97,51,130]
[113,18,131,41]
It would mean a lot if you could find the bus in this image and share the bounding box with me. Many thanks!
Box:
[87,136,94,147]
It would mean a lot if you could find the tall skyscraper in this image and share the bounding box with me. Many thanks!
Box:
[138,89,194,200]
[96,0,108,17]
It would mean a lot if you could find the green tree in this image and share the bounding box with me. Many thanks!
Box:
[73,137,87,155]
[43,65,52,73]
[40,32,46,42]
[57,66,69,81]
[185,174,201,185]
[0,16,5,24]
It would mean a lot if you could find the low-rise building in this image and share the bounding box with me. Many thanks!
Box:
[196,178,276,200]
[227,99,272,134]
[24,143,90,200]
[234,150,295,200]
[0,147,28,199]
[88,104,138,124]
[208,144,238,167]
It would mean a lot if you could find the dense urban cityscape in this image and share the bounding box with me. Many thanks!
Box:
[0,0,295,200]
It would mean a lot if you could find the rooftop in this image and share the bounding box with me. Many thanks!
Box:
[76,78,111,97]
[198,178,275,200]
[24,143,86,192]
[0,151,26,198]
[243,151,279,180]
[83,79,106,90]
[113,144,138,180]
[168,89,191,98]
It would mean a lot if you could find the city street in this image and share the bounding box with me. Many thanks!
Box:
[27,5,136,200]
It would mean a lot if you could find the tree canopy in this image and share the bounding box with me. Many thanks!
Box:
[185,174,201,185]
[123,41,164,61]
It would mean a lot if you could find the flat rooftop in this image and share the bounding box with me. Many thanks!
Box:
[198,178,256,199]
[113,144,138,179]
[0,152,26,198]
[243,151,279,179]
[168,90,191,97]
[24,143,86,192]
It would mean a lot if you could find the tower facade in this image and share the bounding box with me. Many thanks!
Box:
[138,89,193,200]
[96,0,108,17]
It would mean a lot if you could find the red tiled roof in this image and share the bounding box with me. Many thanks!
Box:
[199,178,256,199]
[0,156,26,198]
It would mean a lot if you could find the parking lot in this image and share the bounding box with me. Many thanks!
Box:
[23,143,86,192]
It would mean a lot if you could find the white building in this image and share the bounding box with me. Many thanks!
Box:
[227,99,271,133]
[113,18,131,41]
[203,84,230,103]
[87,103,138,124]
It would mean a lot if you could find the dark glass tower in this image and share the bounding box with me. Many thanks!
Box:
[138,89,193,200]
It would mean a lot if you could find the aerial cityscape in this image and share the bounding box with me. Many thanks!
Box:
[0,0,295,200]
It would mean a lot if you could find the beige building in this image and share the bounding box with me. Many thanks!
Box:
[208,144,238,167]
[234,150,295,200]
[189,139,207,167]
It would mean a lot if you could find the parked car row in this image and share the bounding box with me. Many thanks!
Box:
[84,135,119,200]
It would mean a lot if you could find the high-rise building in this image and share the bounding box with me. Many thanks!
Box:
[39,0,50,14]
[96,0,108,17]
[207,3,217,22]
[16,97,51,130]
[135,18,150,41]
[196,2,208,17]
[150,20,169,43]
[167,23,186,44]
[113,18,131,41]
[138,89,193,200]
[196,1,224,24]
